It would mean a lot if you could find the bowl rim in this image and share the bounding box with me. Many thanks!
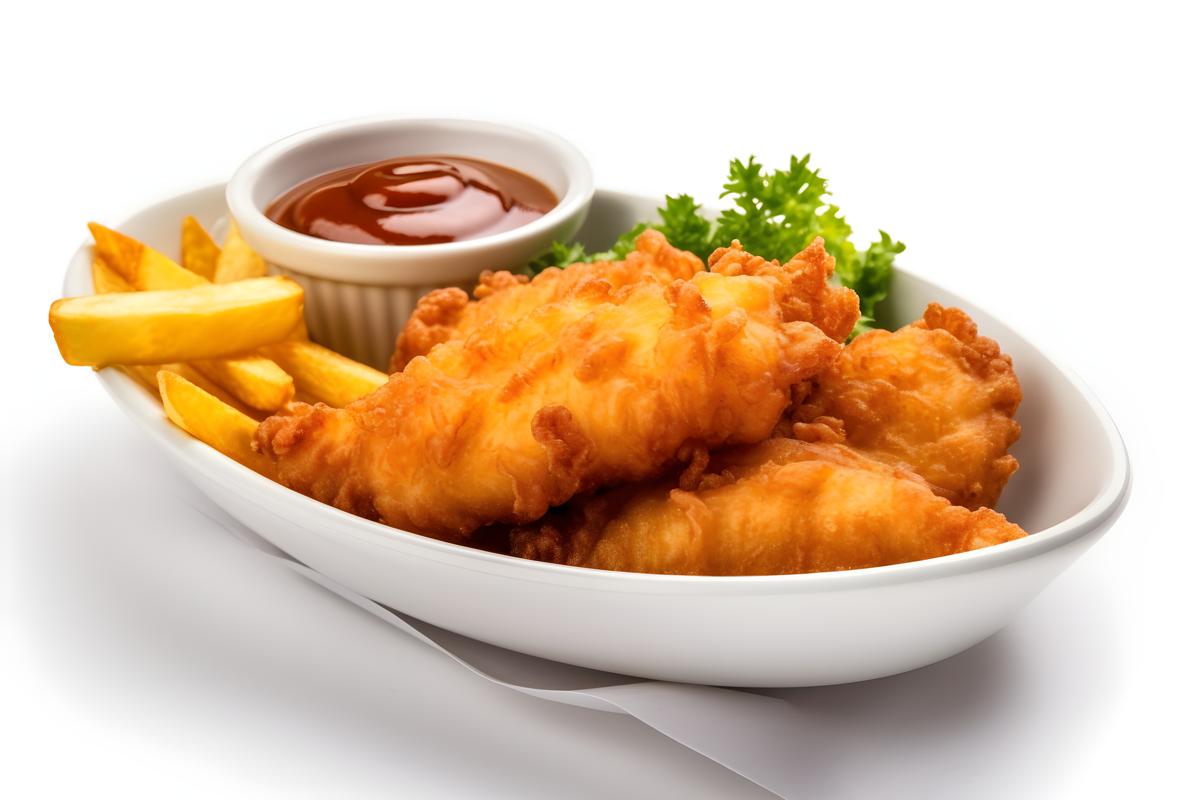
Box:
[226,115,595,262]
[70,183,1131,595]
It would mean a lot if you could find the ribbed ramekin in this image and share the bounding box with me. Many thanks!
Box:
[226,117,594,369]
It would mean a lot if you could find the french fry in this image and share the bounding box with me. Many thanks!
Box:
[181,219,307,340]
[50,276,304,367]
[261,340,387,407]
[89,222,206,290]
[120,362,258,415]
[93,222,297,406]
[214,220,267,283]
[192,354,295,411]
[158,371,273,476]
[117,364,159,392]
[181,216,220,280]
[91,257,134,293]
[287,312,311,341]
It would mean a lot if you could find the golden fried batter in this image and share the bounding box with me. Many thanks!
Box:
[391,230,704,370]
[707,238,861,343]
[256,233,852,539]
[505,437,1026,576]
[794,304,1021,509]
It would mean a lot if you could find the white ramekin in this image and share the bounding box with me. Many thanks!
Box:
[226,117,594,369]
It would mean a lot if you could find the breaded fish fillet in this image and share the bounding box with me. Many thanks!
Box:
[391,230,704,370]
[505,437,1026,576]
[794,304,1022,509]
[255,235,852,539]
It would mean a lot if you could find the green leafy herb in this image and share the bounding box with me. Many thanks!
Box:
[527,155,905,335]
[526,240,591,272]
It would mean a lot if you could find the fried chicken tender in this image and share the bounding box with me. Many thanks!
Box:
[255,233,852,539]
[392,231,862,370]
[794,304,1022,509]
[391,230,704,370]
[706,238,861,343]
[504,437,1026,576]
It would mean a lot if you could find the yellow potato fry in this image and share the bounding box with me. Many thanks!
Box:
[90,224,296,409]
[288,317,310,341]
[260,340,388,407]
[181,216,220,280]
[91,257,134,293]
[89,222,206,291]
[117,364,159,392]
[158,371,273,476]
[50,276,304,367]
[192,354,295,411]
[214,220,267,283]
[117,362,254,413]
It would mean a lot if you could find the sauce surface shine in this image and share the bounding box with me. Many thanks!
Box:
[266,155,558,245]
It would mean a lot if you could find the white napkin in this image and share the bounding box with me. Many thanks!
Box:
[191,500,807,799]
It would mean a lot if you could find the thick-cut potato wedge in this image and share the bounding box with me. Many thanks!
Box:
[120,362,257,415]
[192,354,295,411]
[117,364,160,392]
[90,222,206,291]
[91,257,134,293]
[158,371,273,476]
[214,221,267,283]
[261,340,388,407]
[50,276,304,367]
[90,223,297,408]
[288,320,310,341]
[181,216,220,280]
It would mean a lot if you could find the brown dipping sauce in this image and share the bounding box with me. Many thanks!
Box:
[265,156,557,246]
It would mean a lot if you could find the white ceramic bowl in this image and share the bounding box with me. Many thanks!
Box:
[226,117,594,368]
[67,184,1130,688]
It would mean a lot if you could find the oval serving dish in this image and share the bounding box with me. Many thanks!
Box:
[67,184,1130,688]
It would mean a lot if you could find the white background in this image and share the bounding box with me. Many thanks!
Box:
[3,1,1198,797]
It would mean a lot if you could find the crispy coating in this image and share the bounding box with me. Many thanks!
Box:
[505,437,1026,576]
[391,230,704,370]
[707,238,861,343]
[794,304,1022,509]
[255,234,850,539]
